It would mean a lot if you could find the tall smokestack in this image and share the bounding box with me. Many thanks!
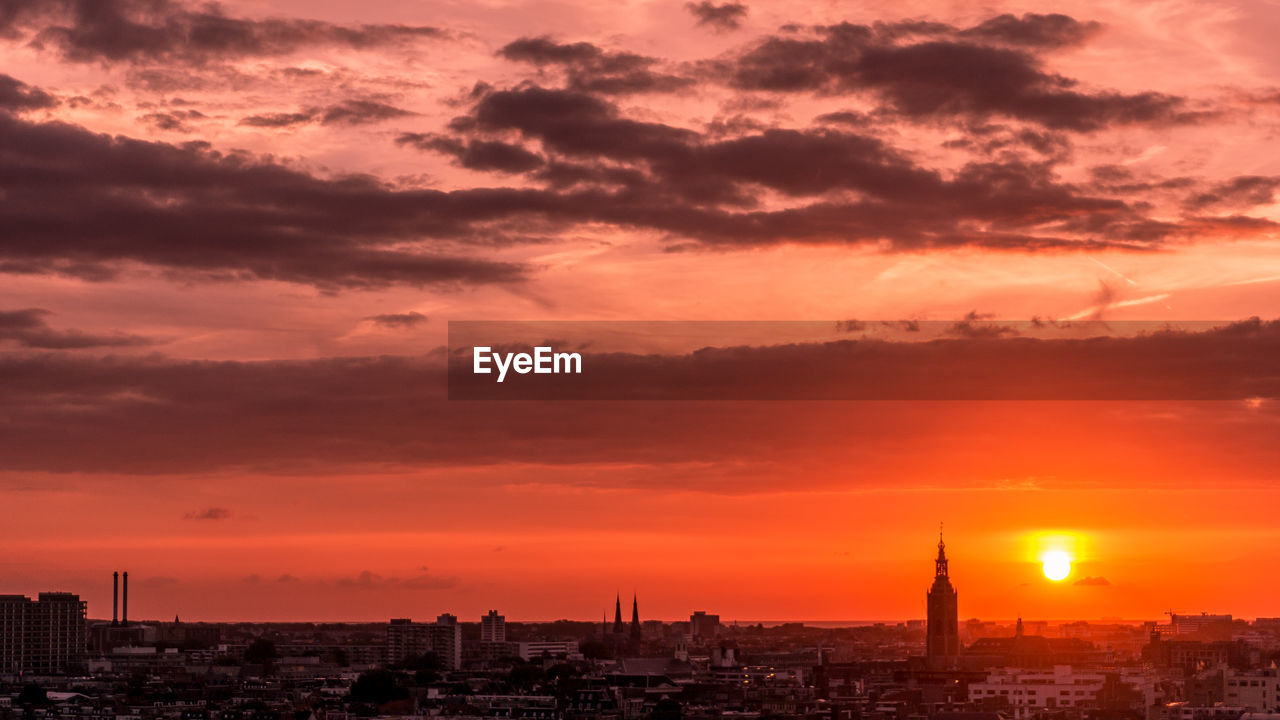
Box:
[121,571,128,626]
[112,571,119,626]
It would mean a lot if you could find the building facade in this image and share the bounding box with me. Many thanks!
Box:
[481,610,506,644]
[0,592,88,675]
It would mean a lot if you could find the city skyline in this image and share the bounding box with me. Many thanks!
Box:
[3,0,1280,623]
[3,534,1269,625]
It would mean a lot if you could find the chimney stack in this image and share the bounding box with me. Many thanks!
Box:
[121,571,128,626]
[112,571,119,626]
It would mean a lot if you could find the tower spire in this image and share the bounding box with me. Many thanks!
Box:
[630,593,641,645]
[926,527,959,668]
[613,593,623,633]
[935,522,949,578]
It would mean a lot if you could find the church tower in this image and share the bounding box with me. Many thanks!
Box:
[926,527,960,667]
[630,594,641,645]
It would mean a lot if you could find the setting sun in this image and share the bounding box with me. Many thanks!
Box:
[1042,550,1072,581]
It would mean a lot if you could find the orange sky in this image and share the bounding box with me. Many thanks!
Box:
[2,0,1280,623]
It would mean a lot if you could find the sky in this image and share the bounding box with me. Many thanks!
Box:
[2,0,1280,623]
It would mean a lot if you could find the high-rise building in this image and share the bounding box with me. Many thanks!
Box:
[690,611,720,639]
[481,610,506,643]
[386,618,431,664]
[926,529,960,667]
[0,592,88,674]
[387,614,463,670]
[429,613,462,670]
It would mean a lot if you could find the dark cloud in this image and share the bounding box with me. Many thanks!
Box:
[238,100,415,129]
[499,37,694,94]
[140,108,205,132]
[0,308,154,349]
[0,113,529,289]
[957,14,1102,49]
[318,99,415,126]
[726,21,1186,131]
[183,507,232,520]
[1074,576,1111,586]
[419,82,1271,251]
[855,42,1183,131]
[365,311,428,329]
[237,111,315,128]
[686,1,748,31]
[0,73,56,111]
[1186,176,1280,211]
[336,570,457,591]
[397,133,545,173]
[454,86,1152,249]
[1,0,446,65]
[813,110,874,128]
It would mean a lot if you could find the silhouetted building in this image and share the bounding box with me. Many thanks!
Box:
[0,592,87,674]
[927,529,960,668]
[386,618,431,664]
[155,616,220,648]
[481,609,506,643]
[690,611,720,639]
[387,614,461,669]
[966,617,1106,668]
[1143,631,1249,673]
[429,613,462,670]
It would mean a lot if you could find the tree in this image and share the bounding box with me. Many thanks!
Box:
[579,638,611,660]
[507,662,545,690]
[349,669,410,705]
[649,698,682,720]
[17,684,47,707]
[245,638,279,664]
[394,652,441,673]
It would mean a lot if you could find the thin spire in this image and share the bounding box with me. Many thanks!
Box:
[935,523,949,578]
[630,593,641,644]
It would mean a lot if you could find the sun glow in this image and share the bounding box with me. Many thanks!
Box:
[1042,550,1072,581]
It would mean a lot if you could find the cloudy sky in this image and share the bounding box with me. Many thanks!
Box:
[2,0,1280,622]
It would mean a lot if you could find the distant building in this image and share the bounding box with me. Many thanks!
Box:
[387,614,462,669]
[1167,613,1235,641]
[429,613,462,670]
[386,618,431,665]
[1193,667,1280,711]
[0,592,88,674]
[966,617,1107,668]
[926,529,960,668]
[1143,631,1249,673]
[690,611,720,639]
[515,640,579,661]
[481,610,506,644]
[970,665,1161,719]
